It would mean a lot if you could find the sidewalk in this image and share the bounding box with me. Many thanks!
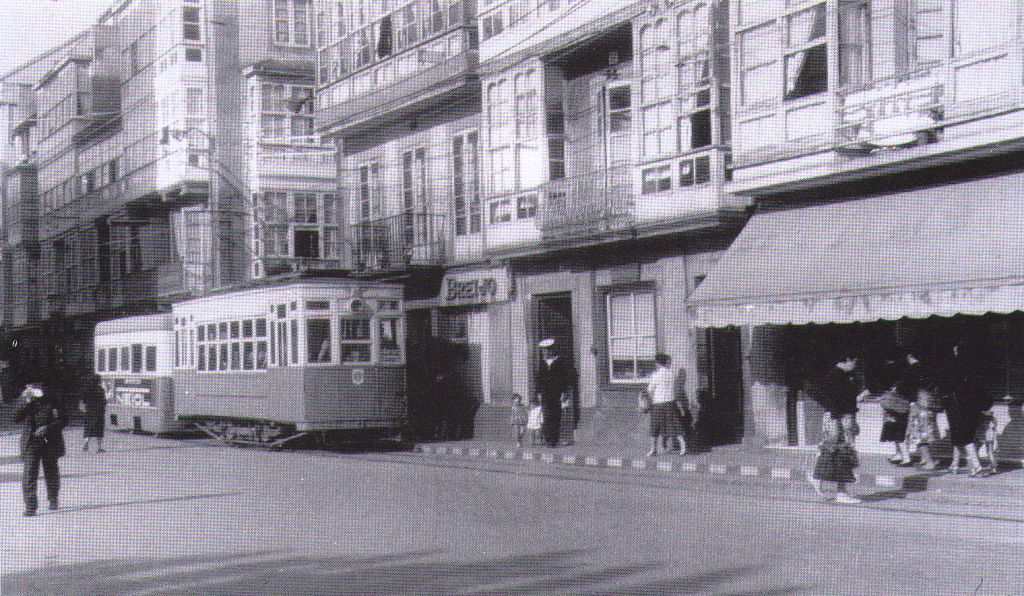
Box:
[413,437,1024,513]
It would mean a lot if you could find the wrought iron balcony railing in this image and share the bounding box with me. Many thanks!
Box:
[538,166,635,239]
[352,212,446,272]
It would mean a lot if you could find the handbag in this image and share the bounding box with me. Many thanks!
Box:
[638,392,651,413]
[878,391,911,414]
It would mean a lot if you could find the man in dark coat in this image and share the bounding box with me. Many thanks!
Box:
[13,382,66,516]
[534,339,576,448]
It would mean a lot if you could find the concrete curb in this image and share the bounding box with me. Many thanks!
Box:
[414,444,901,489]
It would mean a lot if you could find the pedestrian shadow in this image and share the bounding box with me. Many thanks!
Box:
[858,471,932,502]
[0,470,118,485]
[1,548,807,595]
[47,491,241,515]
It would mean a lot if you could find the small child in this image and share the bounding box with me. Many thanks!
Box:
[510,393,528,447]
[811,415,861,504]
[525,397,544,446]
[976,409,998,473]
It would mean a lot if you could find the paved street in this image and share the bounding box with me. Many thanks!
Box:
[2,429,1023,595]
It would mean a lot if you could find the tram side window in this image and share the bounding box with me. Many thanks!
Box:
[131,344,143,373]
[145,346,157,371]
[174,331,180,367]
[379,318,401,362]
[120,347,130,372]
[256,340,268,369]
[339,318,371,363]
[198,344,207,371]
[220,343,229,371]
[108,347,118,372]
[291,319,298,364]
[307,318,332,363]
[255,318,267,337]
[96,349,106,372]
[243,341,255,370]
[230,342,241,370]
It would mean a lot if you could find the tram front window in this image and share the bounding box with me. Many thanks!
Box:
[307,319,331,363]
[339,318,371,363]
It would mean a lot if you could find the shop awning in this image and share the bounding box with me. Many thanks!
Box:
[689,172,1024,327]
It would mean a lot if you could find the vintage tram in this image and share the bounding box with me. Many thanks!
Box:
[94,313,186,434]
[169,277,407,446]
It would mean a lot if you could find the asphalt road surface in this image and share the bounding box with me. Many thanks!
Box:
[2,432,1022,595]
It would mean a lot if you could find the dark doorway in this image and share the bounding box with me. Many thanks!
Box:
[532,293,578,438]
[703,327,744,446]
[533,293,575,365]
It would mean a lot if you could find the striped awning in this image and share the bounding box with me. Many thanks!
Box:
[689,172,1024,327]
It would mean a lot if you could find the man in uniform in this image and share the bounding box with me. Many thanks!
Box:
[14,382,66,516]
[534,338,576,448]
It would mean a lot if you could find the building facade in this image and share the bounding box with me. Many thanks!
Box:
[0,0,338,401]
[690,0,1024,460]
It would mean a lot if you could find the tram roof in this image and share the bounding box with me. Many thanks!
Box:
[95,313,174,335]
[171,272,402,307]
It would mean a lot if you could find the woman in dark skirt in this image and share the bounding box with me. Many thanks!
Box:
[80,384,106,453]
[941,343,987,475]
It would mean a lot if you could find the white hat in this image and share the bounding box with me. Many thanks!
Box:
[538,338,555,348]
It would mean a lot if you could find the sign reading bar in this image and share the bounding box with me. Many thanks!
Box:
[441,268,511,307]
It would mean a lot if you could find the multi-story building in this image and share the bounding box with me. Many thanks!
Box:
[314,0,745,442]
[314,0,483,437]
[466,0,745,444]
[689,0,1024,459]
[0,0,338,401]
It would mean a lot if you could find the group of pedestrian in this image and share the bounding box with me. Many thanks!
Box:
[877,345,996,476]
[810,342,1000,505]
[513,342,693,456]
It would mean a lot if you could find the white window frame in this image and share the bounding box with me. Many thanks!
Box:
[274,0,312,46]
[606,291,658,383]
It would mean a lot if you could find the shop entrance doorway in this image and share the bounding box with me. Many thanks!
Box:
[704,327,745,446]
[532,293,578,433]
[532,293,575,366]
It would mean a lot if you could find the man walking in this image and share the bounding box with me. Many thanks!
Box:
[535,338,576,448]
[14,382,66,516]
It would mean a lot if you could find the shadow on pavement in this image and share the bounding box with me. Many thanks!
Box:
[0,470,118,485]
[859,472,933,503]
[42,492,242,515]
[1,548,806,595]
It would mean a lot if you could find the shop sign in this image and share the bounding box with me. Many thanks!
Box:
[441,268,511,306]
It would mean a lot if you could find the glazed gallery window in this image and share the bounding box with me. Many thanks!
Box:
[606,291,657,381]
[638,19,675,158]
[260,83,315,142]
[274,0,311,46]
[452,131,482,235]
[784,3,827,100]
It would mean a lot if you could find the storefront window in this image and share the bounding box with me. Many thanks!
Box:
[606,291,657,381]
